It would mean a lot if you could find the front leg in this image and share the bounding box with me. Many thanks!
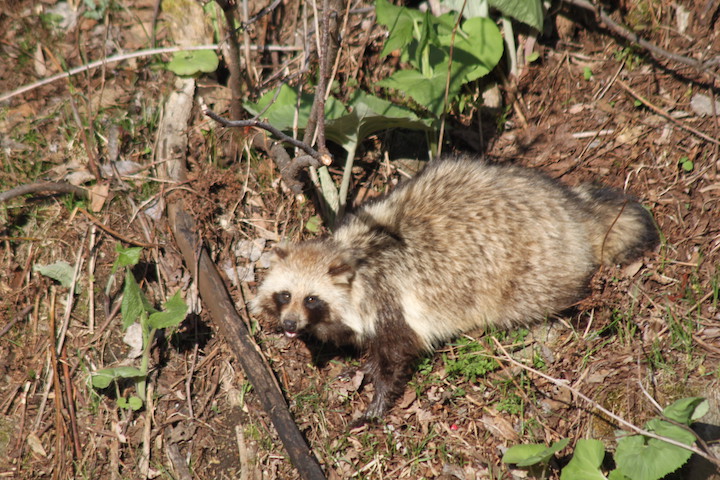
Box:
[360,323,426,423]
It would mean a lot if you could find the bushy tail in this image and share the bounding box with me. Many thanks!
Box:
[573,184,659,266]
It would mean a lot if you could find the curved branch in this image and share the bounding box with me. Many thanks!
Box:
[0,182,88,203]
[203,107,330,164]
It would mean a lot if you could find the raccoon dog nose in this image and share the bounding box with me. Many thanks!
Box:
[282,319,298,338]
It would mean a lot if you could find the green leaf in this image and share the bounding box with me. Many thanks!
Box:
[488,0,544,30]
[305,215,322,233]
[502,438,570,466]
[560,439,607,480]
[441,0,544,30]
[663,397,707,424]
[584,66,593,80]
[117,395,144,410]
[121,272,156,330]
[243,84,347,132]
[377,16,503,116]
[438,0,489,19]
[112,245,143,274]
[34,261,76,289]
[437,16,504,82]
[166,49,219,76]
[91,366,145,389]
[147,290,188,329]
[325,91,433,150]
[615,428,694,480]
[679,156,694,173]
[607,471,631,480]
[375,0,425,57]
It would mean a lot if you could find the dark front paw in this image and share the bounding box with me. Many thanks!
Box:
[348,412,382,430]
[336,366,365,383]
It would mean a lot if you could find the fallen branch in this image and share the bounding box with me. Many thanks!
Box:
[0,182,88,203]
[161,75,326,478]
[0,45,219,103]
[203,107,329,164]
[168,202,327,480]
[564,0,720,82]
[616,79,720,145]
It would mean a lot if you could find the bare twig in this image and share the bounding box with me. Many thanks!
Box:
[77,208,157,248]
[203,107,330,164]
[0,45,218,103]
[563,0,720,82]
[215,0,246,120]
[616,79,720,145]
[438,0,467,157]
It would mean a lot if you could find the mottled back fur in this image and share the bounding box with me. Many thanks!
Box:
[250,158,658,421]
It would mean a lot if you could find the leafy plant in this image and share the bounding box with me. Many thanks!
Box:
[375,0,503,117]
[166,49,219,76]
[90,247,188,410]
[502,397,709,480]
[244,85,433,225]
[442,337,500,382]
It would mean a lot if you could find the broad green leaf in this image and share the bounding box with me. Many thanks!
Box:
[560,439,607,480]
[443,0,544,30]
[243,84,347,132]
[91,366,145,389]
[166,49,219,76]
[375,0,425,57]
[112,245,143,274]
[647,418,697,444]
[121,272,156,330]
[34,261,76,288]
[607,471,631,480]
[502,438,570,467]
[305,215,322,233]
[436,16,504,83]
[117,395,144,410]
[489,0,543,30]
[325,91,433,150]
[663,397,707,424]
[439,0,489,18]
[502,443,548,465]
[147,290,188,329]
[377,16,502,116]
[615,430,694,480]
[377,65,466,117]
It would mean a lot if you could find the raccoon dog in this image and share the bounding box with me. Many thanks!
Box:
[250,157,658,423]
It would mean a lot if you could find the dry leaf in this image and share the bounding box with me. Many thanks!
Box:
[33,43,47,76]
[26,433,47,457]
[89,183,109,212]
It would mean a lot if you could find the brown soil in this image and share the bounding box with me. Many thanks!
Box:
[1,1,719,479]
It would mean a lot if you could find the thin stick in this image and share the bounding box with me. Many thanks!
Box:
[1,45,219,103]
[491,337,720,466]
[617,79,720,146]
[204,107,329,163]
[564,0,720,82]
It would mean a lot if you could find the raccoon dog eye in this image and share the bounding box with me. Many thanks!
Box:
[304,296,323,310]
[274,291,291,305]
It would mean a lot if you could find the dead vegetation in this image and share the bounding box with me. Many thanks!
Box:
[1,0,719,479]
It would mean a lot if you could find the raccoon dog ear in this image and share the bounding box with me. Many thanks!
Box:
[271,245,289,260]
[328,251,357,285]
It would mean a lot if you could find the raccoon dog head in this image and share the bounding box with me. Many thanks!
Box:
[249,240,364,346]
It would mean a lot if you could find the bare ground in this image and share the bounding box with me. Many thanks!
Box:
[1,0,719,479]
